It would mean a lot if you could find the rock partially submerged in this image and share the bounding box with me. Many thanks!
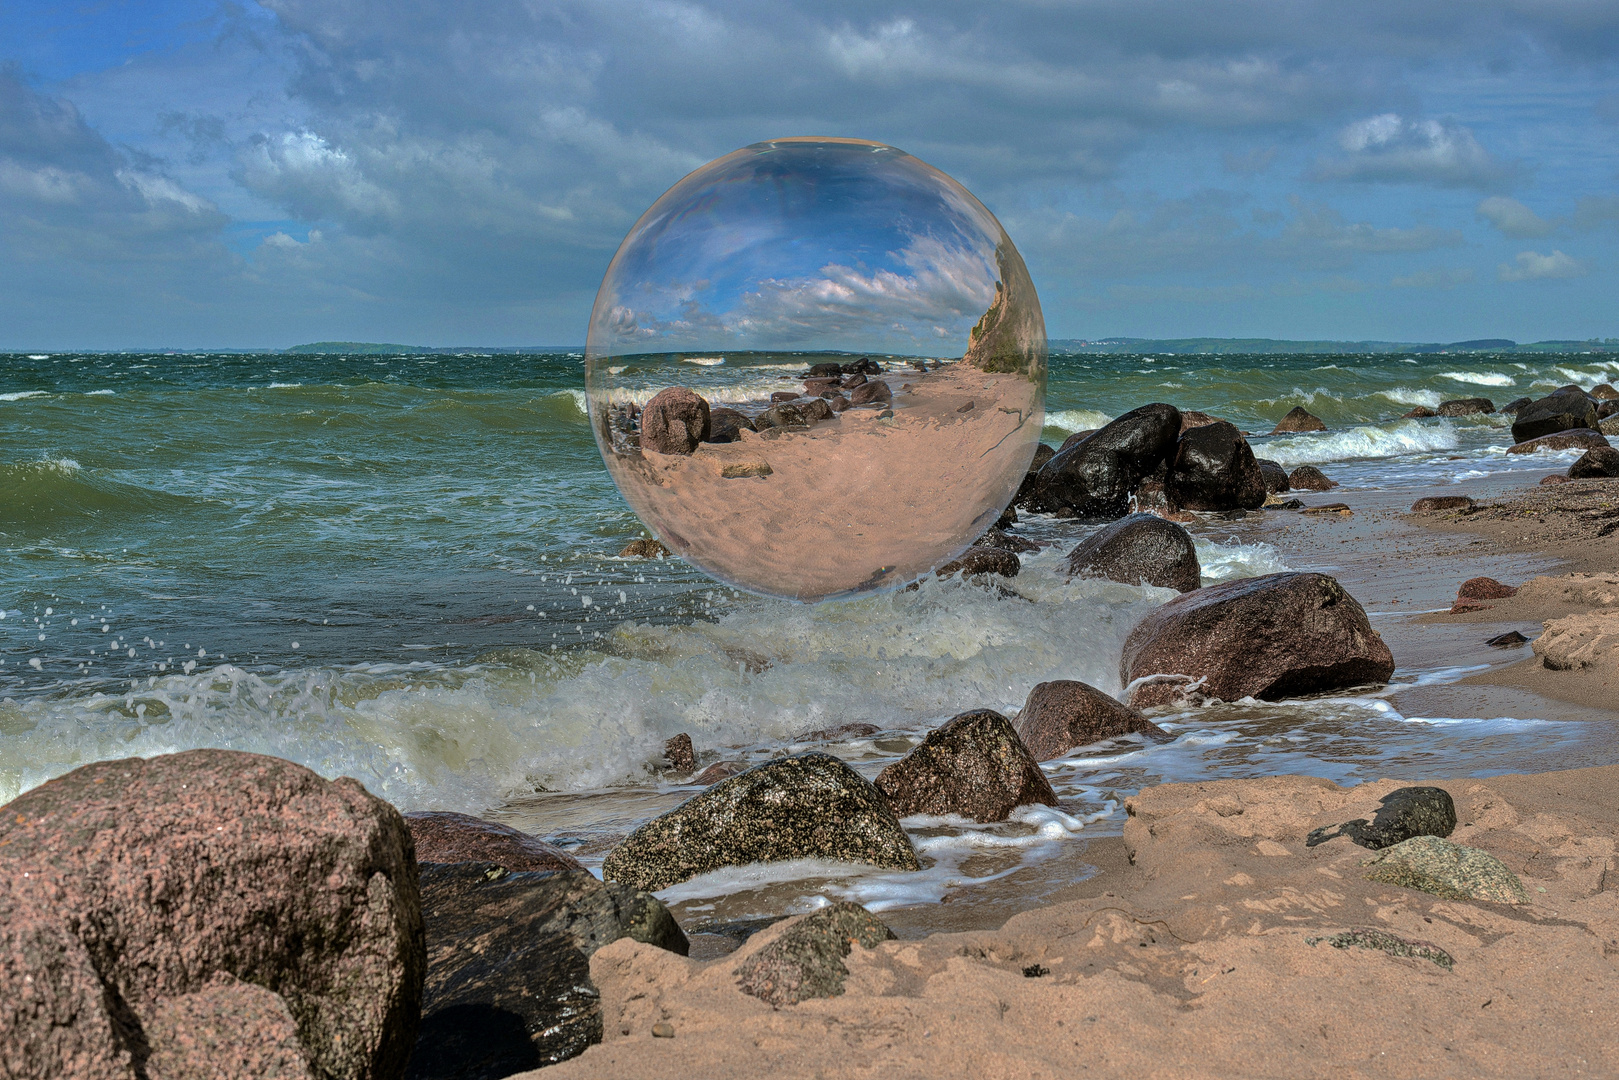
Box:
[1437,397,1494,417]
[1013,680,1167,761]
[873,709,1057,822]
[1255,458,1290,494]
[407,810,584,872]
[736,903,895,1008]
[0,749,424,1080]
[1064,513,1200,592]
[1164,421,1266,512]
[1305,786,1457,850]
[1511,390,1598,444]
[1508,430,1608,454]
[601,752,920,890]
[1120,572,1394,708]
[619,538,671,558]
[408,864,687,1079]
[1287,465,1338,491]
[1270,406,1326,433]
[936,546,1021,580]
[1361,836,1528,905]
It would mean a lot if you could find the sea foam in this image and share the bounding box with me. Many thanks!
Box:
[1264,420,1458,467]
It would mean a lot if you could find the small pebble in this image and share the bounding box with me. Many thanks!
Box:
[652,1021,675,1038]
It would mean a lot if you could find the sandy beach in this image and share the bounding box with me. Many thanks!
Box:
[513,466,1619,1079]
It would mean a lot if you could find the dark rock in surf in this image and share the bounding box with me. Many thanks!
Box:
[1288,465,1338,491]
[873,710,1056,822]
[1600,400,1619,420]
[798,397,835,423]
[0,750,423,1080]
[1120,572,1394,708]
[1507,430,1607,454]
[1179,410,1222,434]
[694,760,747,785]
[841,372,868,388]
[407,810,584,872]
[937,547,1021,579]
[771,391,801,403]
[1256,458,1291,494]
[1437,397,1494,417]
[1499,397,1532,415]
[1033,403,1181,520]
[1270,406,1327,434]
[736,903,894,1007]
[974,526,1040,554]
[406,863,686,1079]
[1410,496,1474,513]
[995,503,1017,528]
[620,538,671,558]
[1569,445,1619,479]
[1014,680,1167,761]
[663,734,696,774]
[1305,786,1457,851]
[640,387,711,455]
[1511,391,1599,444]
[756,403,809,431]
[1402,406,1438,419]
[1064,513,1200,592]
[795,722,882,742]
[843,358,882,376]
[1059,429,1097,452]
[807,362,843,378]
[601,752,920,891]
[1014,443,1058,508]
[1591,383,1619,401]
[1164,421,1267,512]
[705,407,755,444]
[1486,630,1529,648]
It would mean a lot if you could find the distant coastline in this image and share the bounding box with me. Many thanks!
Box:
[1055,336,1619,355]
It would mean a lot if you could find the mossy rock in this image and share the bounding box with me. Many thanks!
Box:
[1306,928,1453,969]
[1361,836,1528,904]
[736,902,895,1007]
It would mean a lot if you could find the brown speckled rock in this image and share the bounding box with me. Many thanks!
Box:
[405,864,686,1080]
[1064,513,1200,592]
[1121,572,1393,708]
[1457,577,1517,601]
[143,972,315,1080]
[0,749,424,1080]
[936,547,1020,579]
[1014,680,1167,761]
[874,710,1056,823]
[405,811,583,873]
[662,733,696,773]
[736,903,895,1008]
[1287,465,1338,491]
[1410,496,1474,513]
[601,752,920,891]
[1507,430,1608,454]
[639,387,710,454]
[1270,406,1327,434]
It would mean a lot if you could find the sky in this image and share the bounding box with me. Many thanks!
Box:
[0,0,1616,349]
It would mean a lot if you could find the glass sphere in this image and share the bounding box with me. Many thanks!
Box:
[585,137,1047,601]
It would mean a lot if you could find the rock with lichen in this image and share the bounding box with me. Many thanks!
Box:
[1361,835,1528,904]
[736,902,895,1007]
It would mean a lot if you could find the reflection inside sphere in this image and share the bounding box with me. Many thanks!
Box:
[586,137,1046,601]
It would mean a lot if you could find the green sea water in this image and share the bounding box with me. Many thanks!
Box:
[2,348,1615,836]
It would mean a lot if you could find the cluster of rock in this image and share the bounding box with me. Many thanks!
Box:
[1017,403,1339,523]
[0,751,692,1080]
[634,359,896,456]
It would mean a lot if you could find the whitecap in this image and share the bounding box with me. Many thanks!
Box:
[0,391,48,402]
[1438,371,1515,387]
[681,357,726,366]
[1043,408,1112,433]
[1375,387,1442,408]
[1264,420,1458,467]
[86,390,114,396]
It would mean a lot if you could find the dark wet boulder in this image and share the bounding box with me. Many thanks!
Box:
[407,810,584,872]
[1064,513,1200,592]
[841,372,867,388]
[1511,390,1599,444]
[1306,787,1457,850]
[1165,421,1266,512]
[1437,397,1494,417]
[406,864,686,1080]
[1120,572,1394,708]
[803,376,842,393]
[601,752,920,891]
[807,362,843,378]
[640,387,711,455]
[1507,429,1608,454]
[848,379,892,406]
[1013,443,1057,507]
[770,390,801,403]
[1256,458,1290,494]
[1499,396,1532,414]
[619,538,671,558]
[736,903,894,1008]
[1270,406,1326,434]
[936,546,1021,579]
[1486,630,1529,647]
[973,526,1040,554]
[1402,406,1437,419]
[1014,680,1168,761]
[705,407,755,444]
[1600,400,1619,420]
[0,750,424,1080]
[1033,403,1181,520]
[1288,465,1338,491]
[843,357,882,375]
[1458,577,1517,600]
[794,722,882,742]
[799,397,835,422]
[1569,445,1619,478]
[1410,496,1474,513]
[1592,383,1619,401]
[873,709,1056,822]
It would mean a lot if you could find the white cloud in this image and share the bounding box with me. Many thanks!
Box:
[1312,113,1513,188]
[1476,195,1553,237]
[1497,249,1588,281]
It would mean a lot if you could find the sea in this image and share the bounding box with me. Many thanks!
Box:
[5,348,1618,929]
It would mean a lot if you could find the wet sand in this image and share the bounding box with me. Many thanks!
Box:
[606,367,1042,601]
